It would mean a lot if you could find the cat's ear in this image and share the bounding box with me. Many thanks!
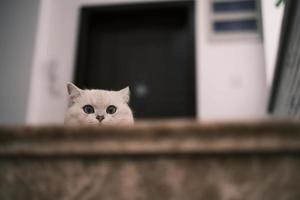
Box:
[67,82,82,99]
[119,86,130,103]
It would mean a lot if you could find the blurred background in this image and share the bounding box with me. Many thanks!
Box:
[0,0,285,124]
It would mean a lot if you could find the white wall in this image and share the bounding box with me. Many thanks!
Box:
[27,0,269,124]
[197,1,268,120]
[0,0,40,124]
[261,0,284,89]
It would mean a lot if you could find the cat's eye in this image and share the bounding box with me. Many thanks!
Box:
[82,105,95,114]
[106,105,117,114]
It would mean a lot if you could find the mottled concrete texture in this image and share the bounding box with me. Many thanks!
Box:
[0,121,300,200]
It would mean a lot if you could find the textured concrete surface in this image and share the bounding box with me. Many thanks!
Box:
[0,121,300,200]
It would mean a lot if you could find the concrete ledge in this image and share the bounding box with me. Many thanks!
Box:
[1,121,300,200]
[1,121,300,156]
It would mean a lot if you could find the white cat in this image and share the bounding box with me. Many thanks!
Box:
[64,83,134,125]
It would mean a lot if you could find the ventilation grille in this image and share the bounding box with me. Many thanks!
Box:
[210,0,261,39]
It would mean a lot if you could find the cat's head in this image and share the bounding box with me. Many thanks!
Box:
[64,83,134,125]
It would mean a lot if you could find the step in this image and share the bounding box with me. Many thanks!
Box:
[0,121,300,200]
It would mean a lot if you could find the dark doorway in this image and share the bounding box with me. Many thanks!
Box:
[74,1,196,119]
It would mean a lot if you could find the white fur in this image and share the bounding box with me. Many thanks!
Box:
[64,83,134,125]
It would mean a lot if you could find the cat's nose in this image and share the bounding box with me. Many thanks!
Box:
[96,115,105,122]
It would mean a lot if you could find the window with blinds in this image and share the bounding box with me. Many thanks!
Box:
[209,0,261,39]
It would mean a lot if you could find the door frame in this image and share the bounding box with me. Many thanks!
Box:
[26,0,199,124]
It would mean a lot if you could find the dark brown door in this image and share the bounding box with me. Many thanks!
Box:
[75,1,196,119]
